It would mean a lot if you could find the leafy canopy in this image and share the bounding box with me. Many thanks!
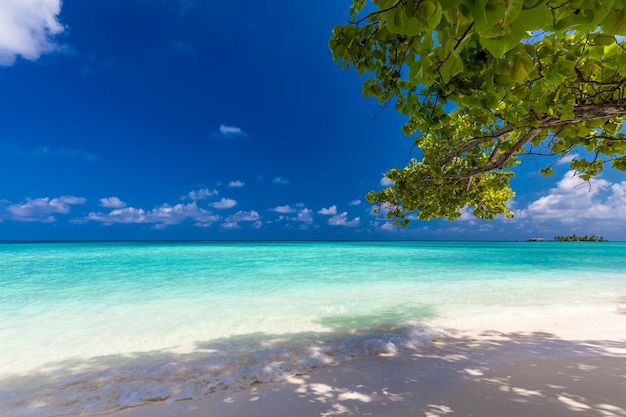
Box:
[330,0,626,225]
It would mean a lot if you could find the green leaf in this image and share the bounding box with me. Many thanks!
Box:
[479,38,508,58]
[386,9,404,34]
[400,8,424,36]
[439,54,464,83]
[613,156,626,171]
[443,4,473,29]
[375,0,397,8]
[555,60,575,77]
[544,69,565,86]
[539,167,554,177]
[479,20,528,57]
[523,0,542,9]
[510,54,534,82]
[616,53,626,76]
[516,4,553,31]
[503,0,524,27]
[416,0,442,30]
[600,10,626,36]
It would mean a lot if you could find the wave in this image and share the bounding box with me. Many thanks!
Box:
[0,323,446,417]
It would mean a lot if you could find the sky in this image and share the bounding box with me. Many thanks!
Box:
[0,0,625,241]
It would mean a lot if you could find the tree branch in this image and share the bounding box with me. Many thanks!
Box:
[440,99,626,179]
[444,127,543,178]
[353,0,403,26]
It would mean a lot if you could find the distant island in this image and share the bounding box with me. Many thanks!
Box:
[554,234,608,242]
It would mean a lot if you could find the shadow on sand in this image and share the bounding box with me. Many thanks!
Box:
[3,311,626,417]
[186,331,626,417]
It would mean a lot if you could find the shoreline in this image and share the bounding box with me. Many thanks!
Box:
[3,241,625,416]
[108,312,626,417]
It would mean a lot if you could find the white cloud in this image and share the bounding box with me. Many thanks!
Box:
[221,221,239,229]
[272,177,290,185]
[370,202,398,218]
[99,197,126,209]
[0,0,64,66]
[210,197,237,209]
[349,199,362,206]
[294,208,314,224]
[221,210,261,229]
[87,207,146,225]
[215,124,247,138]
[456,205,476,222]
[150,204,219,226]
[270,207,314,228]
[271,204,296,214]
[85,202,220,228]
[379,222,395,231]
[515,171,626,233]
[556,153,578,165]
[186,188,219,201]
[328,212,360,227]
[380,176,395,186]
[229,180,245,187]
[318,205,338,215]
[7,195,86,222]
[226,210,260,222]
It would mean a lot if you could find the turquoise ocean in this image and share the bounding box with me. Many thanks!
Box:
[1,241,625,416]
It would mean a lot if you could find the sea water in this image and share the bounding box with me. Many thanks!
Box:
[1,241,625,416]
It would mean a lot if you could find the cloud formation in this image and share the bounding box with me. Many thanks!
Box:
[271,177,290,185]
[99,197,127,209]
[380,176,395,186]
[210,197,237,209]
[84,202,220,228]
[556,153,578,166]
[229,180,245,187]
[518,171,625,223]
[508,171,626,239]
[215,124,247,138]
[294,208,314,225]
[328,212,360,227]
[7,195,86,222]
[221,210,261,229]
[0,0,64,66]
[318,205,338,215]
[271,204,296,214]
[186,188,218,201]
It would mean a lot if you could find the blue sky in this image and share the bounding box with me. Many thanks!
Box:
[0,0,625,241]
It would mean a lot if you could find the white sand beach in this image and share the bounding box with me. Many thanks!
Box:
[109,309,626,417]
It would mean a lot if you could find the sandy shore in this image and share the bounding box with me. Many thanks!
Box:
[108,310,626,417]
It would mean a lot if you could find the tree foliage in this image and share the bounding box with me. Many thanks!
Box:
[554,234,607,241]
[330,0,626,225]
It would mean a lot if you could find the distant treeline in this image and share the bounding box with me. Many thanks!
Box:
[554,234,607,242]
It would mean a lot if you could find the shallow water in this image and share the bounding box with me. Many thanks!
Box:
[1,241,625,416]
